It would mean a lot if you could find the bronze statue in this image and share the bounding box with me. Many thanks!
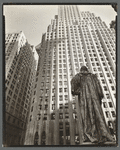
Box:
[71,66,115,144]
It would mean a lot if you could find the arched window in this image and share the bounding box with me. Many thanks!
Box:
[41,131,46,145]
[34,132,39,145]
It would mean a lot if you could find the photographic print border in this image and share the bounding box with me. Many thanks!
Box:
[1,0,119,149]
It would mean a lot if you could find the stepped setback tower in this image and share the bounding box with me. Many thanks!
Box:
[24,5,116,145]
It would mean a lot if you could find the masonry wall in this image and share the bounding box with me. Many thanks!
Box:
[4,32,37,146]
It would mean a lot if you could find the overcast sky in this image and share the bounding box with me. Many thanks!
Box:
[3,5,117,47]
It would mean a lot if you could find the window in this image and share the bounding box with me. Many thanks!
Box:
[105,111,110,118]
[96,63,100,66]
[46,89,49,94]
[19,92,22,97]
[59,95,63,101]
[10,84,14,90]
[15,89,18,95]
[12,79,16,84]
[72,103,76,109]
[108,102,113,108]
[106,94,110,99]
[101,79,105,84]
[73,112,77,119]
[65,103,69,109]
[107,73,110,77]
[66,122,70,136]
[6,96,11,102]
[10,106,14,114]
[43,114,47,120]
[39,96,42,102]
[37,114,41,121]
[103,102,108,108]
[59,81,62,85]
[31,106,33,112]
[64,88,67,92]
[59,75,62,79]
[25,104,27,108]
[65,113,69,119]
[45,96,48,102]
[104,86,107,91]
[59,69,62,73]
[64,75,67,79]
[8,90,12,96]
[7,74,11,80]
[59,122,63,129]
[59,130,63,145]
[51,113,55,120]
[109,79,112,84]
[5,80,9,85]
[40,89,43,95]
[59,113,63,119]
[111,86,115,91]
[9,69,13,74]
[52,96,55,101]
[14,74,17,79]
[45,105,48,110]
[52,104,55,110]
[64,69,66,73]
[34,84,37,88]
[64,95,68,101]
[59,104,63,109]
[16,83,20,89]
[59,64,62,68]
[59,88,62,93]
[38,104,42,110]
[29,115,32,121]
[111,111,116,117]
[75,134,80,145]
[11,100,15,106]
[64,81,67,85]
[100,73,103,77]
[34,91,36,95]
[104,67,108,71]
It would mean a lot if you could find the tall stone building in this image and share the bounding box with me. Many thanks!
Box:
[4,31,38,146]
[24,5,116,145]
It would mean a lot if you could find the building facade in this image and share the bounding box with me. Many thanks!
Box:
[24,5,116,145]
[4,31,38,146]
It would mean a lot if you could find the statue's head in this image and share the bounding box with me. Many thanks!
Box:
[80,66,89,73]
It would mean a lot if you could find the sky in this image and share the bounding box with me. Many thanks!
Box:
[3,5,117,47]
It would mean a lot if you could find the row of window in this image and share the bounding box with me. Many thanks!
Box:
[6,101,28,116]
[7,115,25,128]
[30,110,77,122]
[105,111,116,118]
[92,30,115,80]
[34,120,115,145]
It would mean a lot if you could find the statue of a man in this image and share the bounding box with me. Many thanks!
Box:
[71,66,115,144]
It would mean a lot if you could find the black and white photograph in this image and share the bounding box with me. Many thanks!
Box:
[3,4,117,146]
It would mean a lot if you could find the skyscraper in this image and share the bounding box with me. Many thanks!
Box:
[4,31,38,146]
[24,5,116,145]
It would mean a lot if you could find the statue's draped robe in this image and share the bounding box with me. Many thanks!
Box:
[71,72,113,143]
